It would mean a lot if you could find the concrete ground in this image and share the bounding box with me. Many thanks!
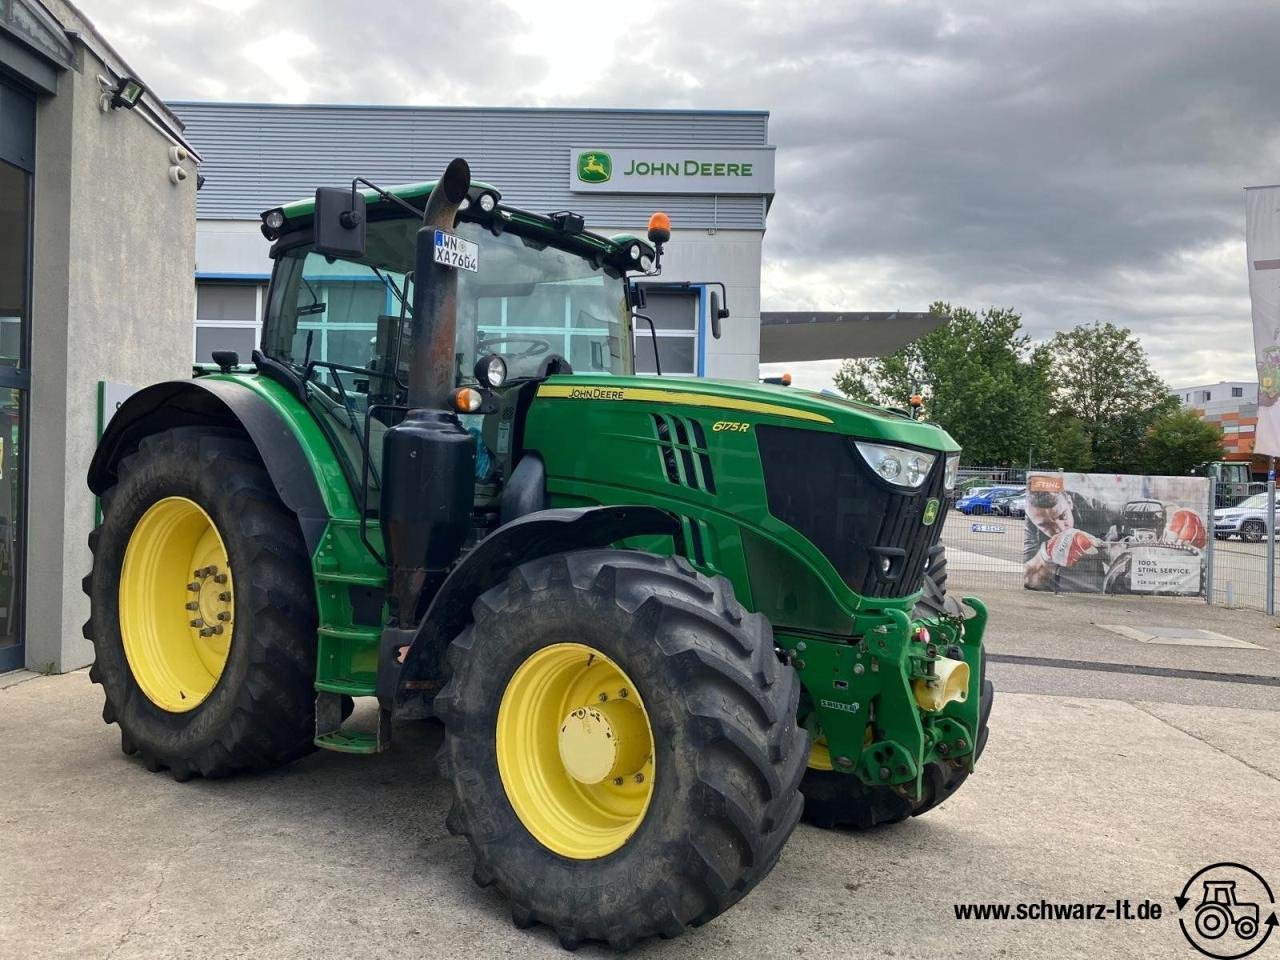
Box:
[3,588,1280,959]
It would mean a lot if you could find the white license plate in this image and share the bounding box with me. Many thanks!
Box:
[433,230,479,272]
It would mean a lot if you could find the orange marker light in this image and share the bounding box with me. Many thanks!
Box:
[452,387,483,413]
[781,372,792,386]
[909,394,923,407]
[647,212,671,245]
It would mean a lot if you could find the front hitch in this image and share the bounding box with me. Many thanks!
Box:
[779,596,987,799]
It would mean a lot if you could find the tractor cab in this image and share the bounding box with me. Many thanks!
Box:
[254,178,657,511]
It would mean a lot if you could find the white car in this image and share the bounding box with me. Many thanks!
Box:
[1213,493,1276,542]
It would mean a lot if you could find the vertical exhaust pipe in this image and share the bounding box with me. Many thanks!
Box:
[381,158,477,629]
[409,157,472,409]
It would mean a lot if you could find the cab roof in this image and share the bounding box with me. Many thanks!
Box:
[262,179,653,268]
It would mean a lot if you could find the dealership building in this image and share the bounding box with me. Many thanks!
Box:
[176,102,778,381]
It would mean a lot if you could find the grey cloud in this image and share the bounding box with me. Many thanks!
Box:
[75,0,1278,387]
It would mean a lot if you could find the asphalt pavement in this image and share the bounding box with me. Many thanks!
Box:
[3,583,1279,959]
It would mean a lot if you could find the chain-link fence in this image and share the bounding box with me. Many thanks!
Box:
[940,478,1278,614]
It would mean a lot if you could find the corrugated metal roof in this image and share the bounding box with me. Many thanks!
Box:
[175,102,772,231]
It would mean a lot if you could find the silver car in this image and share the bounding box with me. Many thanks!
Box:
[1213,492,1276,543]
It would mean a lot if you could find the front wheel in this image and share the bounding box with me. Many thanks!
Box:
[435,550,806,950]
[1241,520,1265,543]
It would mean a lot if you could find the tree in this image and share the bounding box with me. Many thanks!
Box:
[1038,321,1176,474]
[835,303,1050,465]
[1139,408,1224,476]
[1046,417,1095,472]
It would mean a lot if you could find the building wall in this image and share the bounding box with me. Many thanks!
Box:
[25,24,197,671]
[1172,380,1260,465]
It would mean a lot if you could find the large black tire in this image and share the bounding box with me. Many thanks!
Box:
[83,427,318,780]
[435,550,807,951]
[802,543,994,829]
[1241,520,1265,544]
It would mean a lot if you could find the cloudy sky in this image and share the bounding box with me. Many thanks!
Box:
[77,0,1278,391]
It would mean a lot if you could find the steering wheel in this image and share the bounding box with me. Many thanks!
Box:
[477,336,553,361]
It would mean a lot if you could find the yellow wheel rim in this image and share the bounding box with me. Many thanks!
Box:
[497,643,655,859]
[119,496,235,713]
[808,736,834,771]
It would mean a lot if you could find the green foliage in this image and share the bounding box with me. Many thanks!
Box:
[834,303,1050,464]
[1139,408,1224,476]
[1038,322,1176,473]
[1046,417,1095,472]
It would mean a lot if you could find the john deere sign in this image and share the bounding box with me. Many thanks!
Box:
[569,146,775,195]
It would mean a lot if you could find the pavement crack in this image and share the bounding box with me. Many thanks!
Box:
[1128,702,1280,785]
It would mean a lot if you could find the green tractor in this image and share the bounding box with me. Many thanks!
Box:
[85,158,993,950]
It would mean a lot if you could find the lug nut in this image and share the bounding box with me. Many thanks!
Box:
[216,611,230,622]
[618,688,628,699]
[956,739,967,750]
[187,582,200,592]
[185,601,200,611]
[633,773,645,783]
[199,627,214,637]
[613,777,624,786]
[212,624,224,635]
[218,592,232,602]
[189,619,203,628]
[214,573,228,584]
[598,693,608,702]
[878,766,891,781]
[938,743,950,756]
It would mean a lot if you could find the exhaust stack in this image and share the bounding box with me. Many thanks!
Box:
[381,158,477,630]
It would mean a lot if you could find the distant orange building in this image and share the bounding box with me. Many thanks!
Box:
[1171,380,1265,476]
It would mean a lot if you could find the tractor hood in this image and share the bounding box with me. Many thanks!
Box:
[535,376,961,452]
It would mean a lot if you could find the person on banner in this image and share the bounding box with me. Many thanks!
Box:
[1022,489,1207,592]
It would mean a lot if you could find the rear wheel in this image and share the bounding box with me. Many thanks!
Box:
[84,427,318,779]
[436,550,806,950]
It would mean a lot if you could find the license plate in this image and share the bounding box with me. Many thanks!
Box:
[433,230,479,272]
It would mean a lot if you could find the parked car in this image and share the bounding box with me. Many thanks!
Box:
[1213,492,1277,543]
[957,486,1022,515]
[992,490,1027,518]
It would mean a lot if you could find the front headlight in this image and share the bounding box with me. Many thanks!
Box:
[944,453,960,491]
[855,441,936,489]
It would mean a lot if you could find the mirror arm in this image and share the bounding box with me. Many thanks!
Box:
[634,312,662,376]
[349,177,423,221]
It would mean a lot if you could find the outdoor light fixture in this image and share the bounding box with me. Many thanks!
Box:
[477,192,497,213]
[474,354,507,388]
[107,74,145,110]
[855,441,936,489]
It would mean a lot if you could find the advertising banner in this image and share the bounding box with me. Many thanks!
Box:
[1023,472,1210,596]
[1246,185,1280,458]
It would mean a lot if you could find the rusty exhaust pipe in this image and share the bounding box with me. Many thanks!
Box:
[408,156,471,409]
[380,158,477,636]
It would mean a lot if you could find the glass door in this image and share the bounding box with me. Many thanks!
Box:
[0,82,33,673]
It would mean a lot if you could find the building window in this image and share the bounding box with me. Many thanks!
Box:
[633,288,699,376]
[195,281,263,363]
[1232,386,1244,398]
[1198,390,1212,403]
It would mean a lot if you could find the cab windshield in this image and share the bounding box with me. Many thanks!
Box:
[262,216,630,385]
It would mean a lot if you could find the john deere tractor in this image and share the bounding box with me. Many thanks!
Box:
[85,159,992,950]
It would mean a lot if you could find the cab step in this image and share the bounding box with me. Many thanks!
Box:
[313,690,391,754]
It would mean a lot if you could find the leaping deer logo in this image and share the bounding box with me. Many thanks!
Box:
[577,152,612,183]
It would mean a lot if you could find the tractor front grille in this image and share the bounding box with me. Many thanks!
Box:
[756,426,947,598]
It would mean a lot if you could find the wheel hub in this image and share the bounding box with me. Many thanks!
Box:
[558,700,649,785]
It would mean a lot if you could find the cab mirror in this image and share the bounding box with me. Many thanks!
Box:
[314,186,367,258]
[709,289,729,339]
